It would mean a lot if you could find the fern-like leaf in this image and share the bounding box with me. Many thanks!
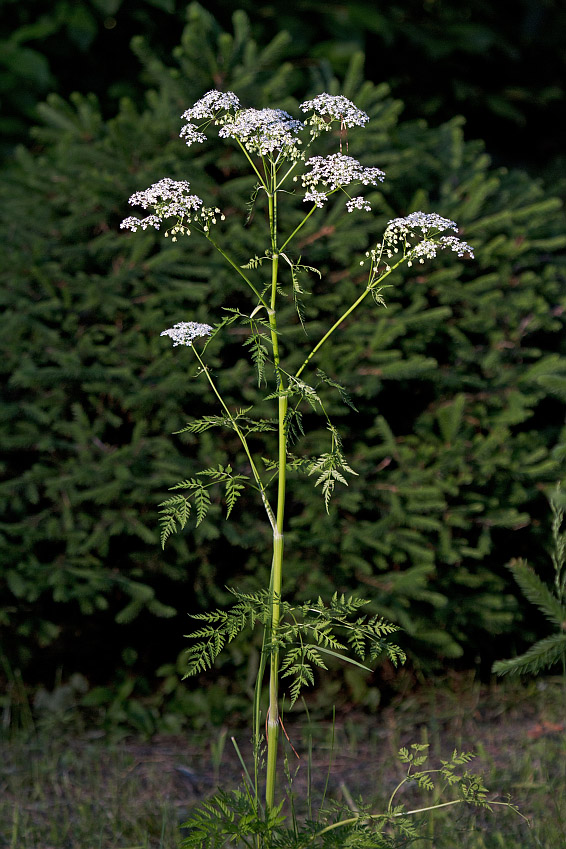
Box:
[308,450,358,512]
[243,184,261,227]
[315,369,358,411]
[284,408,305,446]
[241,251,267,270]
[243,333,270,386]
[194,485,211,527]
[414,772,435,791]
[220,308,274,337]
[290,263,308,332]
[370,285,387,307]
[225,476,246,518]
[158,494,190,548]
[174,415,232,435]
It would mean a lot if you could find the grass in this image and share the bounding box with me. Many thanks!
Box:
[1,674,565,848]
[1,735,184,848]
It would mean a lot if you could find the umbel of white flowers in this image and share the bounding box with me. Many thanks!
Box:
[120,91,390,235]
[359,212,475,276]
[120,177,224,239]
[121,91,474,265]
[160,322,213,347]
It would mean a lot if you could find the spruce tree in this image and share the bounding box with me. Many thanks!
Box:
[1,5,565,707]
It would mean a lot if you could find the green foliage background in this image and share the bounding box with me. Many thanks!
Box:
[1,5,565,727]
[2,0,565,176]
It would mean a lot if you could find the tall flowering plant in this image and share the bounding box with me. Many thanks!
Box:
[120,91,508,846]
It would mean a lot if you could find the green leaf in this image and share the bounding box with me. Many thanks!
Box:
[158,495,190,548]
[225,476,247,518]
[316,368,358,411]
[243,333,269,386]
[314,645,372,672]
[174,415,233,435]
[194,485,211,527]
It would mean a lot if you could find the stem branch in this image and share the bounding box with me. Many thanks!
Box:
[295,258,403,380]
[192,348,275,529]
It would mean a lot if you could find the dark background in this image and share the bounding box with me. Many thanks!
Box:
[2,0,565,176]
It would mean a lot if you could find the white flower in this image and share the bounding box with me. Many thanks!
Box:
[120,178,224,238]
[179,90,240,148]
[181,90,240,121]
[300,94,369,128]
[409,240,440,261]
[179,123,207,147]
[346,196,372,213]
[128,178,202,212]
[365,211,473,282]
[386,212,458,237]
[302,154,385,191]
[160,321,213,347]
[439,235,475,258]
[303,189,328,208]
[120,215,161,232]
[219,108,304,156]
[376,211,474,264]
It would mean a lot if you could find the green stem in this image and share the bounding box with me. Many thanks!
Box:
[311,800,464,841]
[279,187,342,252]
[206,235,270,309]
[387,775,410,812]
[310,799,525,842]
[265,178,287,811]
[279,203,318,252]
[192,348,275,529]
[295,258,404,380]
[237,139,269,190]
[253,617,269,805]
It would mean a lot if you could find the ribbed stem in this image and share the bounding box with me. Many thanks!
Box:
[264,179,286,811]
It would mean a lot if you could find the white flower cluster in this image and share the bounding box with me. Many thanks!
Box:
[303,189,328,208]
[179,90,241,148]
[439,235,475,257]
[179,124,207,146]
[127,178,196,210]
[300,94,369,128]
[120,214,161,232]
[120,178,224,238]
[346,196,372,213]
[407,240,444,265]
[385,211,457,238]
[182,90,240,121]
[160,321,213,347]
[361,210,474,272]
[305,189,373,212]
[382,212,474,262]
[302,154,385,192]
[219,108,304,156]
[300,153,385,210]
[176,90,371,157]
